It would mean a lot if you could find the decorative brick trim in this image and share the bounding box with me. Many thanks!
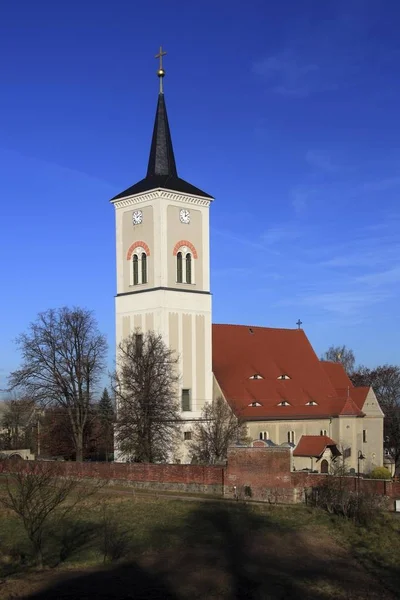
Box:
[126,241,151,260]
[173,240,198,259]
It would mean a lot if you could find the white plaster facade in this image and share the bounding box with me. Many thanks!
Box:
[244,388,384,474]
[112,188,213,460]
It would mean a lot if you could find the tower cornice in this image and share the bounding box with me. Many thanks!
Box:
[111,187,213,209]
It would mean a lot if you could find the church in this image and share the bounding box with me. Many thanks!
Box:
[110,51,384,474]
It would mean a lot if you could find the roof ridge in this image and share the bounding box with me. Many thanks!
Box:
[213,323,300,332]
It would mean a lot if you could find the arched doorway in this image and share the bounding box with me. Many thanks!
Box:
[321,459,329,474]
[8,453,23,461]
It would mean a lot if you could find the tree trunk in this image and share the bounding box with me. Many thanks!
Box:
[75,429,84,462]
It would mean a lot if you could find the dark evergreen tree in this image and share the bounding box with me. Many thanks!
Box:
[98,388,115,461]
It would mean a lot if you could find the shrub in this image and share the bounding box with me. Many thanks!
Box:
[312,475,388,525]
[369,467,392,480]
[100,503,131,563]
[244,486,252,498]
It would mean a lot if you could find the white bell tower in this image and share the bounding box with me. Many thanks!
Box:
[111,49,213,455]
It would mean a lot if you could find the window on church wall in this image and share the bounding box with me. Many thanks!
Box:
[133,255,139,285]
[176,247,195,284]
[288,431,295,444]
[181,389,191,412]
[320,429,327,436]
[259,431,269,440]
[141,253,147,284]
[131,251,148,286]
[186,253,192,284]
[177,252,183,283]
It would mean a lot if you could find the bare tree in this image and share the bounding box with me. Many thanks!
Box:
[351,364,400,469]
[8,307,107,462]
[189,397,247,464]
[114,331,181,462]
[321,345,355,374]
[0,462,81,567]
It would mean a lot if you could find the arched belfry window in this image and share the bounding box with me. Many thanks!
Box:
[175,245,195,284]
[186,253,192,284]
[177,252,183,283]
[130,247,148,286]
[141,253,147,284]
[133,255,139,285]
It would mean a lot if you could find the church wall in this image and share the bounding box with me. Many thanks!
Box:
[246,419,332,446]
[362,388,384,418]
[359,415,384,473]
[169,312,179,357]
[145,312,154,331]
[196,315,206,410]
[116,288,213,441]
[182,313,192,389]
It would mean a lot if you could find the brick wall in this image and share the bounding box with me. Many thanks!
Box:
[291,471,400,503]
[0,460,225,496]
[2,450,400,506]
[225,447,295,502]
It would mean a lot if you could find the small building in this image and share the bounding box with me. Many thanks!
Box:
[293,435,341,473]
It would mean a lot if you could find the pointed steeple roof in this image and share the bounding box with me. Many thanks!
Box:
[111,90,213,201]
[146,93,177,178]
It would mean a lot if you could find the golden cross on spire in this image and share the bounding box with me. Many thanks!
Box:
[155,46,167,92]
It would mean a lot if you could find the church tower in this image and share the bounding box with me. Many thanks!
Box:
[111,49,213,450]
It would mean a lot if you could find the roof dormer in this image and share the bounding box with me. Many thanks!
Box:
[278,400,291,406]
[249,374,264,380]
[306,401,318,406]
[277,374,291,380]
[248,401,263,407]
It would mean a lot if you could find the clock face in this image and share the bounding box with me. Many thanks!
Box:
[132,210,143,225]
[179,209,190,224]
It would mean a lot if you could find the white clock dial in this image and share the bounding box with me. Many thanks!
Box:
[179,209,190,224]
[132,210,143,225]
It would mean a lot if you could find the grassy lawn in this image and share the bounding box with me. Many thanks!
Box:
[0,487,400,599]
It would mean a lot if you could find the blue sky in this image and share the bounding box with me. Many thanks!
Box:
[1,0,400,389]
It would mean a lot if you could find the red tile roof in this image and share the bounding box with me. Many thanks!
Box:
[212,324,365,420]
[320,361,352,389]
[293,435,339,458]
[320,361,369,412]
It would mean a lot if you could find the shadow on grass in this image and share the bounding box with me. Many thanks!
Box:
[51,518,101,565]
[21,502,394,599]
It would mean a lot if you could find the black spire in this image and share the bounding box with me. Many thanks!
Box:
[146,93,178,178]
[110,51,213,202]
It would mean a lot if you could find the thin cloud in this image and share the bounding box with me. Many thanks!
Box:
[282,289,390,317]
[261,225,301,246]
[252,52,320,97]
[305,150,340,173]
[360,176,400,193]
[290,185,319,214]
[356,266,400,287]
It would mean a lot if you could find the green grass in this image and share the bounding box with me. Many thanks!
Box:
[0,488,400,599]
